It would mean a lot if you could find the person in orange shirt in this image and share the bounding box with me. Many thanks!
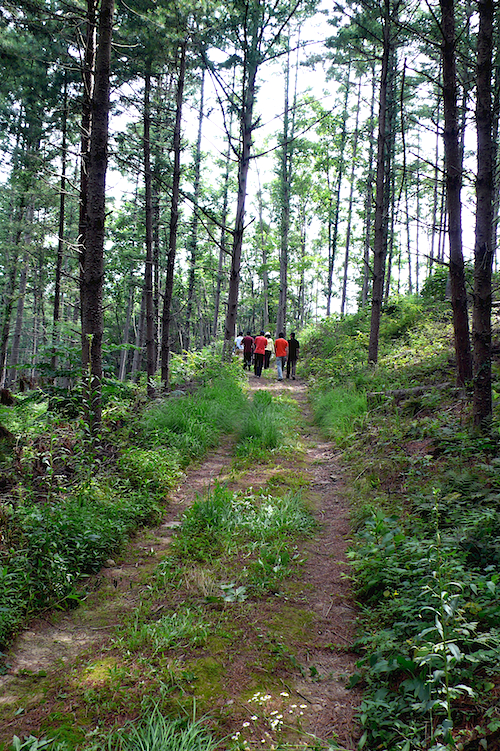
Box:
[274,332,288,381]
[253,330,267,377]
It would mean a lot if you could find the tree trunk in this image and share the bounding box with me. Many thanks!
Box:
[362,62,377,307]
[0,200,26,388]
[52,75,68,377]
[212,73,236,341]
[118,280,134,381]
[222,55,259,359]
[78,0,97,340]
[185,69,205,353]
[9,250,29,387]
[276,43,292,336]
[131,288,145,380]
[405,182,412,294]
[327,65,350,317]
[341,77,362,316]
[161,40,187,388]
[440,0,473,387]
[143,61,156,397]
[256,179,270,331]
[429,84,441,270]
[384,158,397,303]
[368,1,393,364]
[81,0,114,432]
[152,179,161,370]
[473,0,494,428]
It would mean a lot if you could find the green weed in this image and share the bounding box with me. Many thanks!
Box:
[310,388,367,443]
[114,705,218,751]
[118,446,183,496]
[142,375,246,463]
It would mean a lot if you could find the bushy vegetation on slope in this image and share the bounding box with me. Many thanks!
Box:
[301,296,500,750]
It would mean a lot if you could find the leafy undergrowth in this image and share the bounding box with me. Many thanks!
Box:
[302,298,500,750]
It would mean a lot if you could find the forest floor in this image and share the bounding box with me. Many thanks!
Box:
[0,374,361,750]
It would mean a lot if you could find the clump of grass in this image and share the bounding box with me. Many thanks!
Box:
[142,375,246,463]
[310,387,367,443]
[147,608,211,653]
[92,705,218,751]
[120,607,211,655]
[170,483,315,593]
[235,389,292,459]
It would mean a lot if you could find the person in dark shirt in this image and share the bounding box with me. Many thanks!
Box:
[286,332,300,379]
[242,331,254,371]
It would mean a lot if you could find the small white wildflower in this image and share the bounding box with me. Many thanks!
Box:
[280,691,289,697]
[270,710,278,715]
[251,716,258,721]
[290,704,297,708]
[242,722,250,728]
[299,704,307,708]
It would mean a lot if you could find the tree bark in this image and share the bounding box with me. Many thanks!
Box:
[368,0,393,364]
[276,42,292,336]
[222,55,258,359]
[473,0,494,428]
[131,288,145,380]
[78,0,97,340]
[326,65,350,317]
[341,76,361,316]
[143,61,156,396]
[439,0,472,387]
[362,61,377,307]
[256,180,270,332]
[161,39,187,388]
[81,0,114,431]
[0,200,26,388]
[212,72,236,341]
[9,250,28,387]
[185,69,205,353]
[118,280,134,382]
[52,75,68,377]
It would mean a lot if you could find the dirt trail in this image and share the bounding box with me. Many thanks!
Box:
[0,376,360,749]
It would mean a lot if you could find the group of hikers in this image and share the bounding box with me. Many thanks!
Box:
[234,331,300,381]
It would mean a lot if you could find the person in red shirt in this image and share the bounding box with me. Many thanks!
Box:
[253,330,267,377]
[242,332,254,371]
[274,332,288,381]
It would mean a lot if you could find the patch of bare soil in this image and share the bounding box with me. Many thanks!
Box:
[0,375,360,749]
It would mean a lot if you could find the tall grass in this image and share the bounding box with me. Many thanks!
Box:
[310,387,367,442]
[117,707,218,751]
[142,374,247,462]
[171,483,315,573]
[235,389,290,458]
